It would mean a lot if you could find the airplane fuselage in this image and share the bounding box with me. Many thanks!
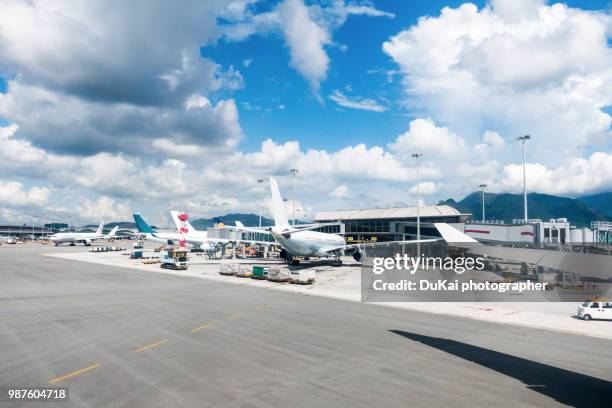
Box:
[49,232,103,245]
[143,231,214,251]
[271,228,345,257]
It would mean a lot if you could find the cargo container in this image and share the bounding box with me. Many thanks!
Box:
[289,270,315,284]
[268,267,290,282]
[252,266,269,279]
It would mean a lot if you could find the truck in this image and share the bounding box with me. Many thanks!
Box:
[159,249,188,270]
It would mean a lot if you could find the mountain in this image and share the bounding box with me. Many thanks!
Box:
[82,222,136,229]
[578,192,612,217]
[191,213,275,230]
[106,221,136,229]
[439,192,612,227]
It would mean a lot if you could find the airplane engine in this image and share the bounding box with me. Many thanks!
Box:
[279,248,288,260]
[352,250,362,262]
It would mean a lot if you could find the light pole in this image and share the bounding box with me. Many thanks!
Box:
[412,153,423,255]
[32,215,37,240]
[517,135,531,223]
[290,168,299,227]
[257,177,264,227]
[479,184,487,222]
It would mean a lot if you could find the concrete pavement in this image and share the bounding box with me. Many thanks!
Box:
[1,244,611,407]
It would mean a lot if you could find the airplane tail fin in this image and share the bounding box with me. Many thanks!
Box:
[434,223,478,243]
[108,226,119,238]
[269,177,289,228]
[96,221,104,236]
[170,210,197,233]
[133,213,156,233]
[235,221,245,229]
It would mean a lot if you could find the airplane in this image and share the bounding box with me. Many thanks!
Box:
[49,221,113,246]
[434,223,612,283]
[133,212,220,251]
[238,177,436,264]
[169,211,279,249]
[169,210,215,251]
[133,213,180,245]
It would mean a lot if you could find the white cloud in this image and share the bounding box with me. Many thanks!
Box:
[345,3,395,19]
[383,0,611,166]
[329,90,387,112]
[498,152,612,195]
[278,0,331,93]
[0,82,243,155]
[331,185,349,198]
[0,1,245,156]
[0,180,51,208]
[409,182,438,196]
[220,0,393,93]
[77,196,131,222]
[482,130,506,150]
[389,118,467,159]
[152,139,208,157]
[0,1,229,105]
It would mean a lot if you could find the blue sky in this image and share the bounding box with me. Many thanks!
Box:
[0,0,610,224]
[205,0,477,151]
[204,0,611,152]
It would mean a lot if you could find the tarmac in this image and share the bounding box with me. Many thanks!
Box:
[45,243,612,339]
[1,243,611,407]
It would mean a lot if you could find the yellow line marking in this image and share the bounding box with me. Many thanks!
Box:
[49,363,101,384]
[190,323,212,333]
[227,313,243,320]
[134,339,168,352]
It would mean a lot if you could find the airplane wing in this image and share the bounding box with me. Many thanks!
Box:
[433,223,612,282]
[320,239,441,255]
[228,222,269,233]
[343,239,440,250]
[288,223,341,232]
[433,223,478,244]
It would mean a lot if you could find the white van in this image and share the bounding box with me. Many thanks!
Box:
[577,300,612,321]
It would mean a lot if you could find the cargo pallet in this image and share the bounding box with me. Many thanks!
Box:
[289,279,314,285]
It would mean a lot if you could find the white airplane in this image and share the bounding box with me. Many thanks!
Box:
[434,223,612,283]
[133,212,221,251]
[169,211,215,251]
[169,211,276,249]
[49,221,114,246]
[240,177,436,264]
[133,213,180,245]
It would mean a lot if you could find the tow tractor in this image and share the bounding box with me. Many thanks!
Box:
[159,248,189,270]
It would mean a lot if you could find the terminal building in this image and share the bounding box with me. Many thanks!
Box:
[314,205,470,242]
[314,206,610,247]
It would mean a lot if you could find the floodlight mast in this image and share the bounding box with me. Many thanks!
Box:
[517,135,531,223]
[290,168,299,227]
[479,184,487,222]
[257,177,264,227]
[412,153,423,256]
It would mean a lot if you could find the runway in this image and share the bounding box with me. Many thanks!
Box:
[1,245,610,407]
